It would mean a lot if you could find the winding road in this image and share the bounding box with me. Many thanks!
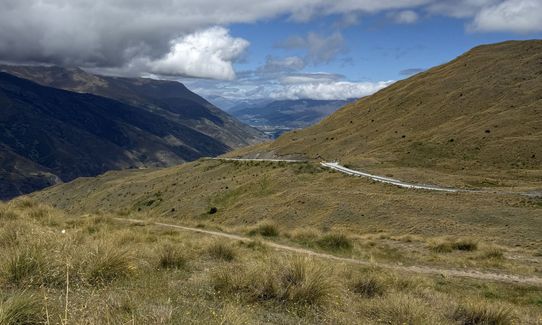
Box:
[214,157,465,193]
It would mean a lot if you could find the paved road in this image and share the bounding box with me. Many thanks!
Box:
[213,157,464,193]
[114,217,542,287]
[321,162,464,192]
[210,157,307,163]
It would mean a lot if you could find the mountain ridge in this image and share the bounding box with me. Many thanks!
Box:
[230,40,542,185]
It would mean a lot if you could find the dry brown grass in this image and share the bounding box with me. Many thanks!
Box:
[0,201,540,323]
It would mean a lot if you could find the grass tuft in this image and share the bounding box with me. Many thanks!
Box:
[316,233,352,251]
[351,274,385,298]
[86,245,135,285]
[0,208,18,221]
[211,257,334,306]
[453,301,514,325]
[430,238,478,253]
[206,242,236,262]
[158,245,188,270]
[0,293,45,325]
[248,223,279,237]
[3,247,46,286]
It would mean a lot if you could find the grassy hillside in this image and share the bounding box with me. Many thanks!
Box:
[1,199,541,324]
[33,159,542,252]
[231,41,542,186]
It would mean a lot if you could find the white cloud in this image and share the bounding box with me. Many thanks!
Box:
[427,0,499,18]
[389,10,420,23]
[0,0,431,72]
[272,77,394,100]
[469,0,542,33]
[0,0,540,79]
[146,27,248,80]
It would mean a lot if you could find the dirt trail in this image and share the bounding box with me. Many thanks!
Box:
[114,217,542,287]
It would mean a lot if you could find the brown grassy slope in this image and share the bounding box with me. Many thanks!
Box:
[31,159,542,249]
[1,201,541,324]
[232,41,542,183]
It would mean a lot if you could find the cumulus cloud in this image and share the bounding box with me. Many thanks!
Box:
[146,27,248,80]
[277,32,347,64]
[469,0,542,33]
[1,0,540,79]
[272,74,393,100]
[389,10,420,23]
[0,0,434,78]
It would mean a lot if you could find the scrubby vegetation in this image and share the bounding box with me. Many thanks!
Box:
[248,222,280,237]
[0,200,539,324]
[430,238,479,253]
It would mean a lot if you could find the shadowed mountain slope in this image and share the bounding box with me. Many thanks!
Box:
[0,65,266,149]
[0,72,234,199]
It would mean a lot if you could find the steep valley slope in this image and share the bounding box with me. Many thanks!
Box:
[0,70,265,199]
[231,41,542,188]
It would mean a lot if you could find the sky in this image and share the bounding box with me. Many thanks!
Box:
[1,0,541,107]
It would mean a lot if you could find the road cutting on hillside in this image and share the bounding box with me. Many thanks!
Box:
[114,217,542,287]
[212,157,466,192]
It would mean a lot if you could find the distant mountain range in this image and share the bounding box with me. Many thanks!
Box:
[229,99,355,138]
[0,66,266,199]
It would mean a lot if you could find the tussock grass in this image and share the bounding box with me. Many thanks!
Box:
[430,238,479,253]
[453,301,514,325]
[454,239,478,251]
[350,274,386,298]
[479,247,505,260]
[10,198,36,209]
[0,202,539,323]
[366,293,437,324]
[316,233,352,251]
[158,245,188,270]
[0,222,27,248]
[85,244,135,285]
[288,228,320,243]
[247,223,279,237]
[278,257,334,305]
[206,242,236,262]
[0,208,18,221]
[210,256,335,306]
[0,293,45,325]
[3,247,47,286]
